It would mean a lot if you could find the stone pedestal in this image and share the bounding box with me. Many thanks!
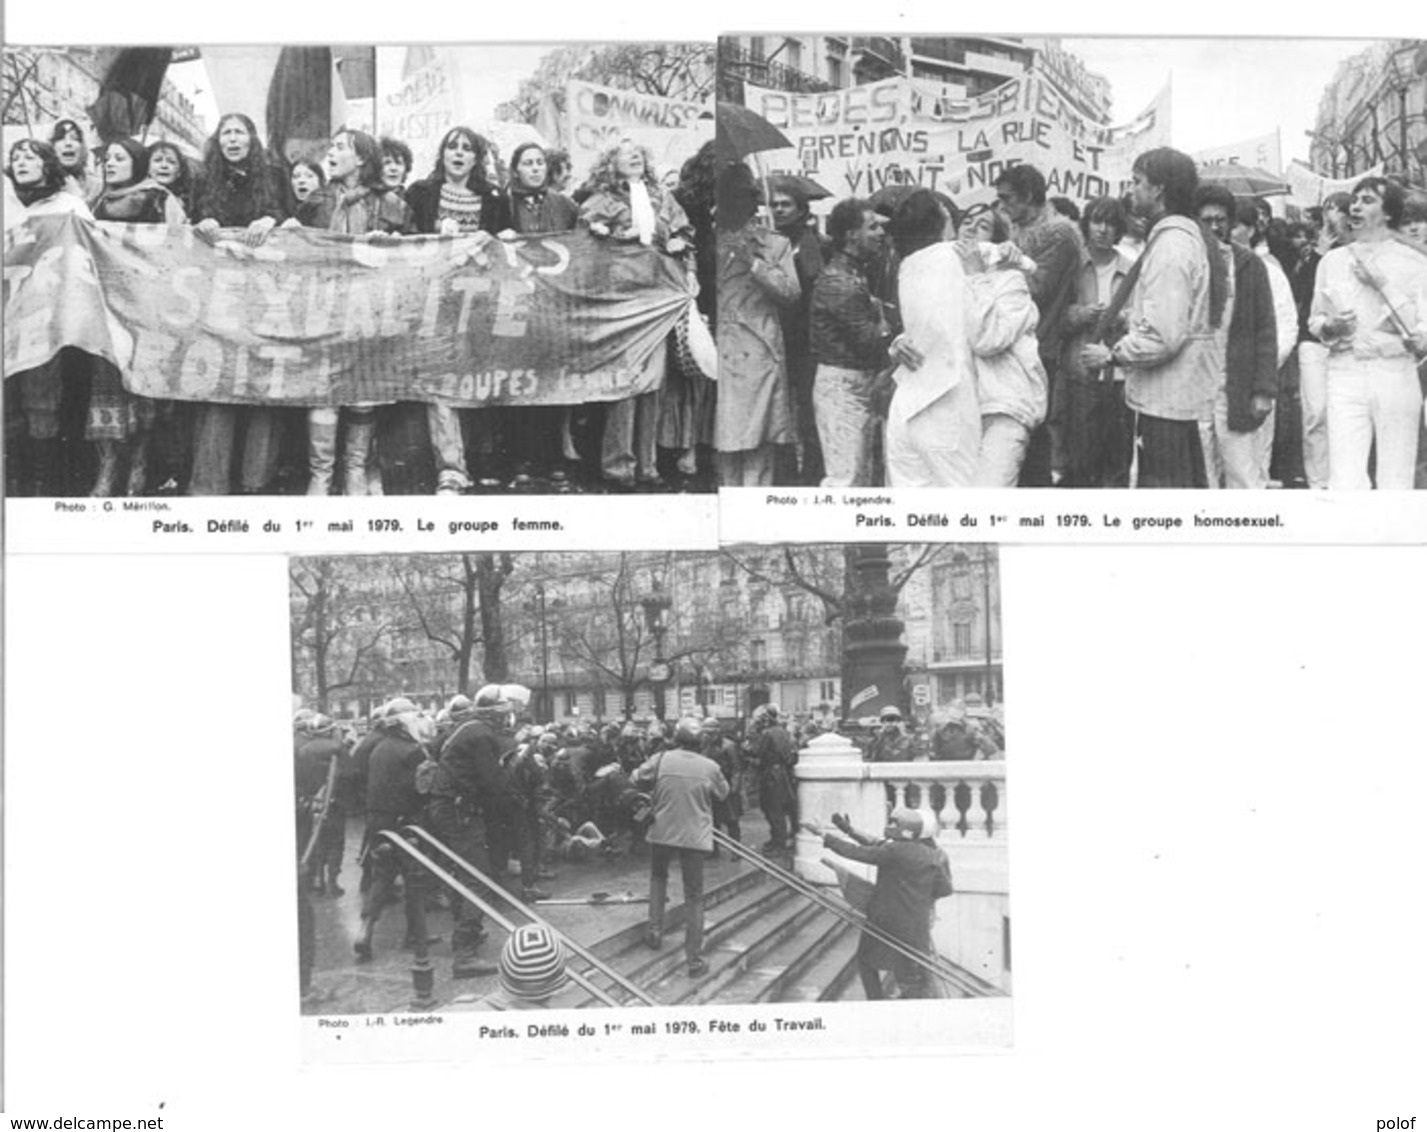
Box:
[792,731,882,885]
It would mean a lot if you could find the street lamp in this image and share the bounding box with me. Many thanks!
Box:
[640,582,672,721]
[982,549,996,706]
[535,582,550,723]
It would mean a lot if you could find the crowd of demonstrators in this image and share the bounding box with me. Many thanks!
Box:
[735,148,1426,489]
[5,114,724,497]
[292,686,1001,1003]
[859,702,1003,764]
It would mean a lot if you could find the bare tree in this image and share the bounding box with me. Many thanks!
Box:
[549,552,653,717]
[2,49,66,128]
[496,42,714,125]
[719,544,953,717]
[392,554,483,693]
[722,545,949,625]
[289,558,394,713]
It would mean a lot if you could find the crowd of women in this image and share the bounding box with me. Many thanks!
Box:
[5,113,718,497]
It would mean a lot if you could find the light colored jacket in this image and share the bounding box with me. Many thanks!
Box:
[1310,240,1427,360]
[890,242,973,422]
[966,270,1048,431]
[633,746,729,853]
[4,186,93,229]
[1113,214,1226,422]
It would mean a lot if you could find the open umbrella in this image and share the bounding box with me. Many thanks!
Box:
[716,102,791,164]
[1197,163,1289,197]
[762,173,832,202]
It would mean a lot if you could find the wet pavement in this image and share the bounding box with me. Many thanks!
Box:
[303,814,775,1015]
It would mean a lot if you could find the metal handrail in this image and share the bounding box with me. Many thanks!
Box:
[712,830,1000,998]
[298,752,342,875]
[396,825,659,1008]
[378,830,624,1008]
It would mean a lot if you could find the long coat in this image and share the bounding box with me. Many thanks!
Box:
[715,223,800,452]
[751,724,797,812]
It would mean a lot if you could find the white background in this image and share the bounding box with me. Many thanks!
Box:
[5,3,1427,1128]
[6,546,1424,1128]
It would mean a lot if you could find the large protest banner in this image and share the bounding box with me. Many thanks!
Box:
[1194,130,1283,174]
[1283,159,1383,206]
[374,47,461,175]
[3,215,692,408]
[565,78,713,179]
[373,47,547,180]
[742,74,1171,207]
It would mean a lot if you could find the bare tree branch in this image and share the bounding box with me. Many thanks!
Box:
[890,544,950,593]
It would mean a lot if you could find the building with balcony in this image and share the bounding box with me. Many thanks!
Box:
[291,546,1001,727]
[2,47,208,153]
[1308,39,1427,181]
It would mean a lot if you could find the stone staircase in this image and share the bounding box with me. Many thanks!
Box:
[549,866,993,1008]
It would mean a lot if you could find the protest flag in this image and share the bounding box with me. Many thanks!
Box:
[87,48,174,144]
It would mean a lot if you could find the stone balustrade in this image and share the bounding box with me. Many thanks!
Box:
[791,731,1011,991]
[792,733,1006,884]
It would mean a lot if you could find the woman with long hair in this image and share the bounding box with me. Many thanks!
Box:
[145,140,195,219]
[48,118,91,198]
[187,113,287,495]
[498,141,580,488]
[405,126,510,493]
[1309,176,1427,489]
[502,142,579,235]
[5,137,87,219]
[4,138,93,495]
[665,140,718,487]
[301,127,412,496]
[288,156,325,204]
[378,136,413,196]
[405,126,506,236]
[138,139,200,493]
[580,138,692,490]
[92,138,186,225]
[82,139,188,496]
